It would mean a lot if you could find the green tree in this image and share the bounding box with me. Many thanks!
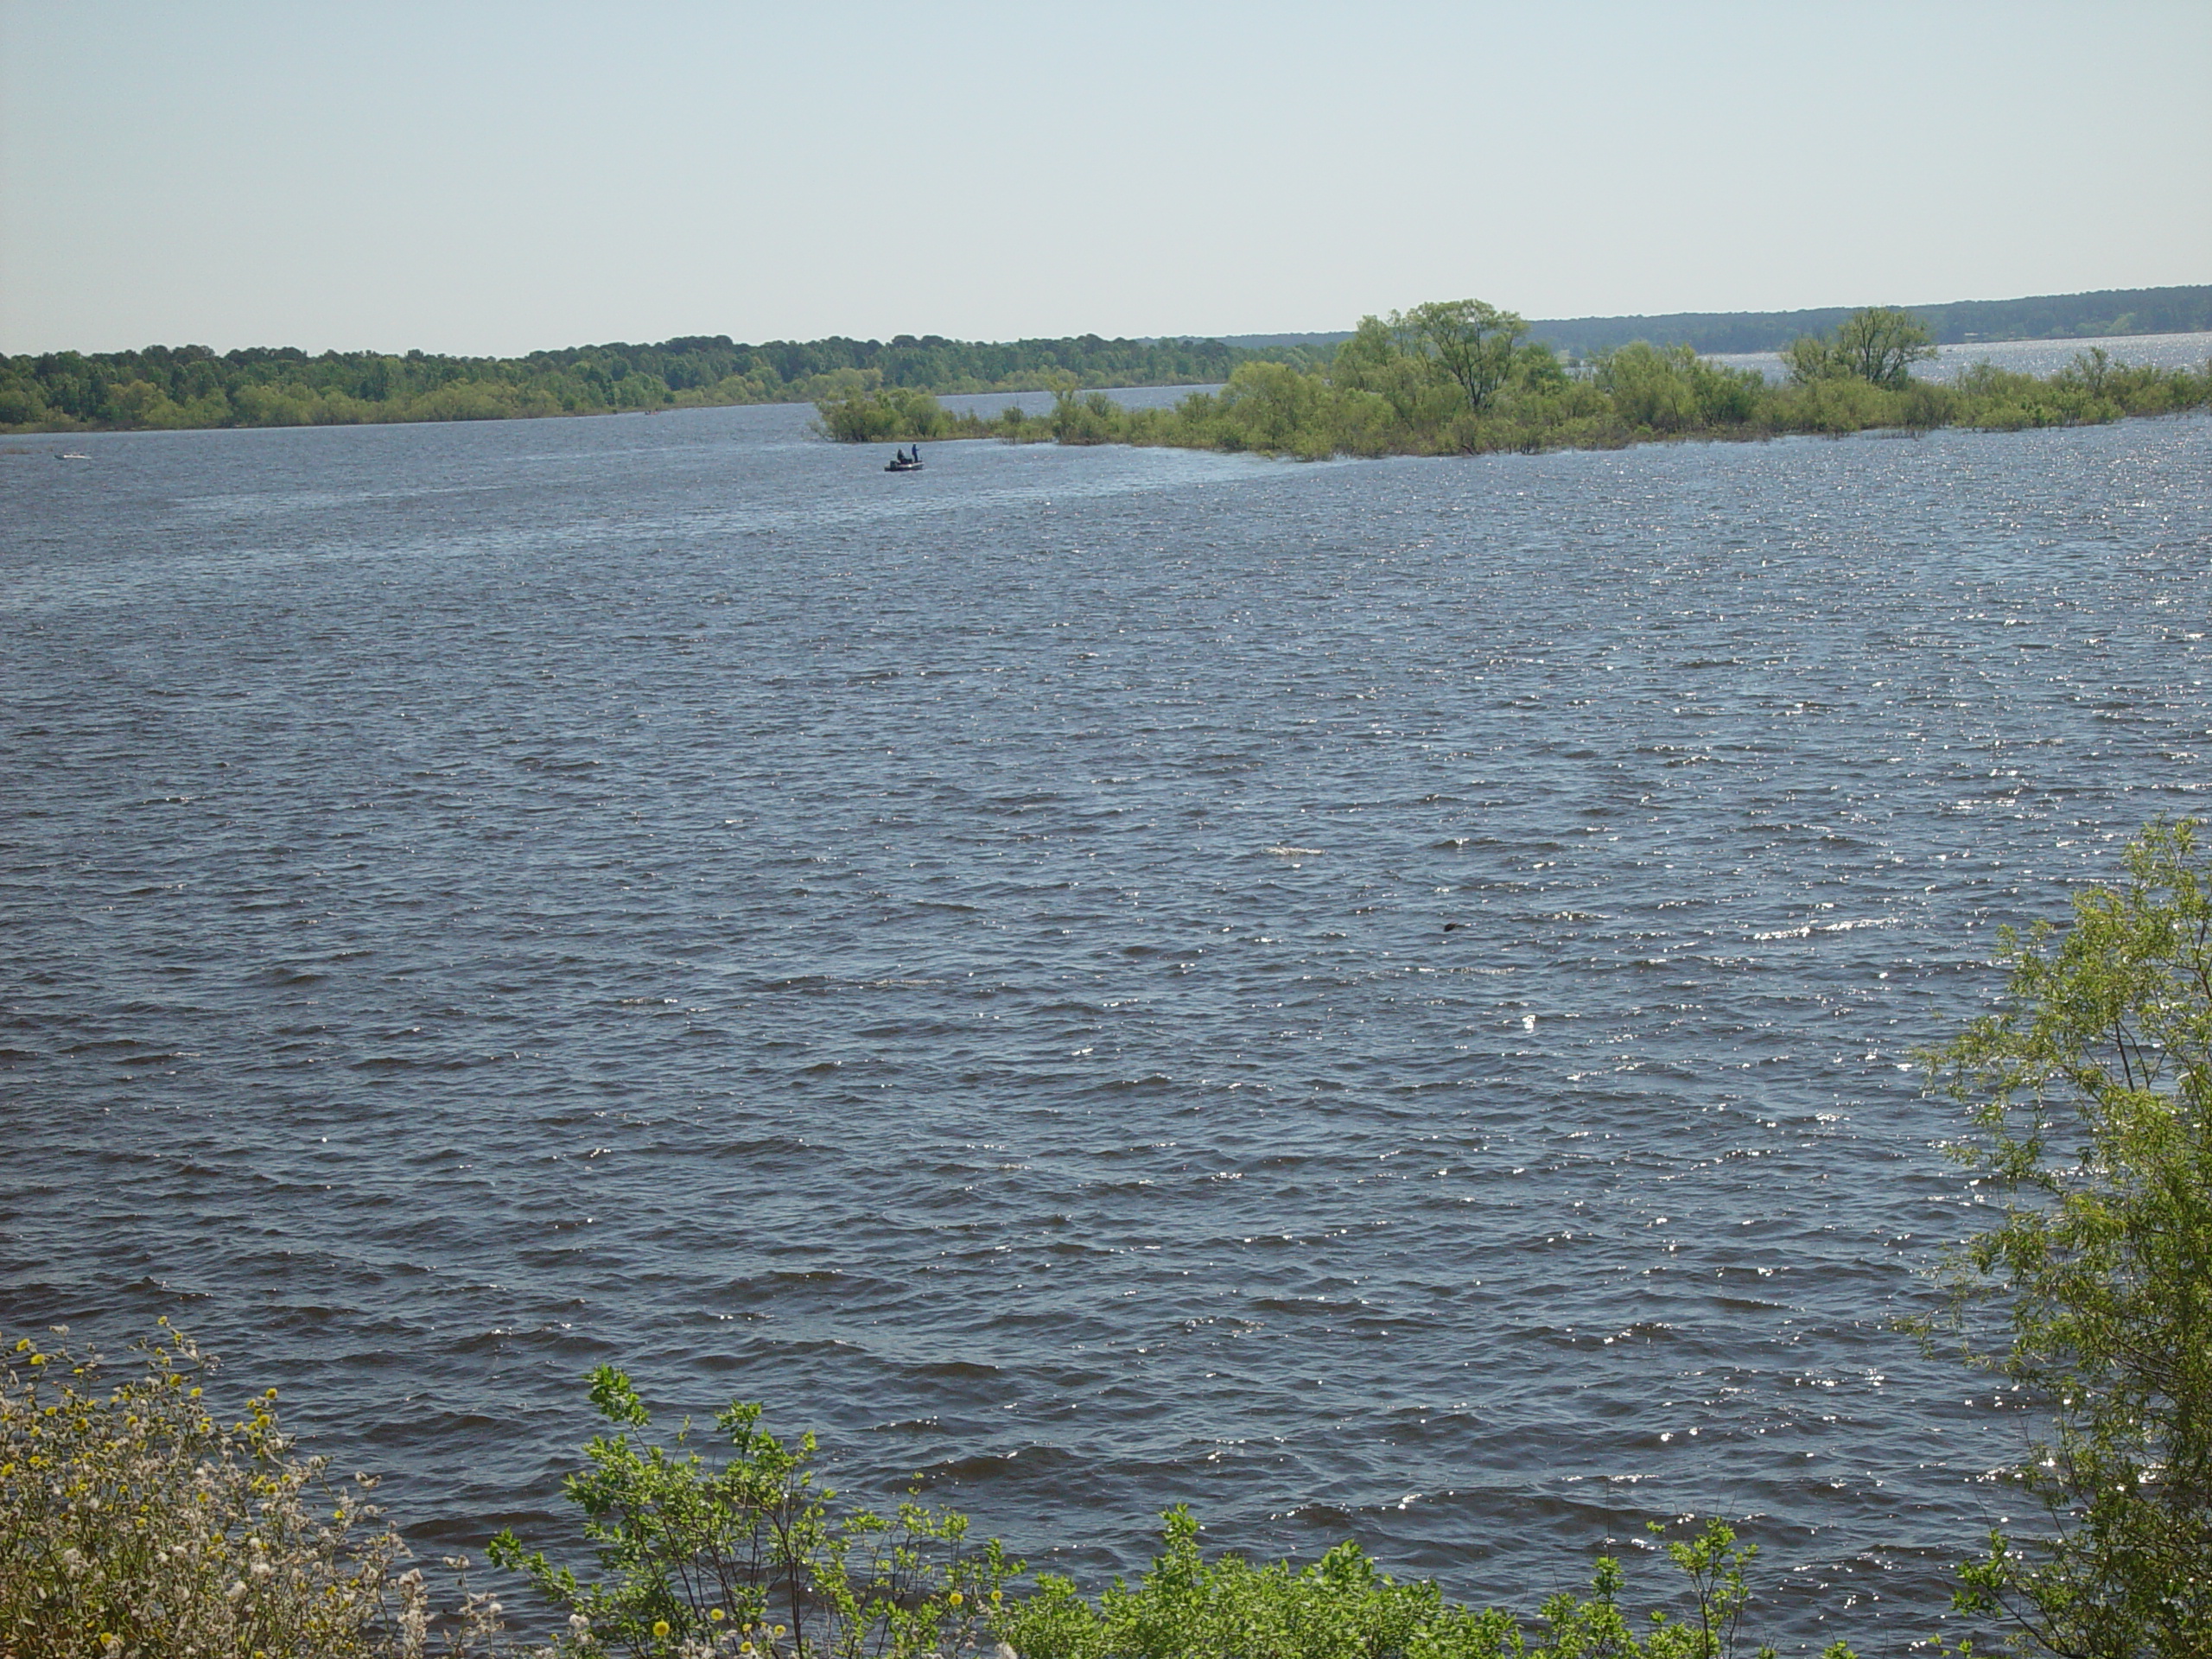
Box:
[813,384,961,442]
[1396,299,1529,413]
[1831,306,1936,387]
[1217,359,1325,452]
[1923,817,2212,1657]
[1782,334,1842,385]
[1598,341,1702,431]
[1329,316,1441,428]
[1822,306,1936,388]
[1047,372,1122,444]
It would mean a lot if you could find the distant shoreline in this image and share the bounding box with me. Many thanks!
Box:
[1228,282,2212,360]
[4,283,2206,438]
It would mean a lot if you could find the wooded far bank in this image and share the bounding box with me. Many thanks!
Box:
[1242,281,2212,359]
[0,334,1310,434]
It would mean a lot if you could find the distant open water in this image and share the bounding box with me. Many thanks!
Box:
[4,386,2210,1649]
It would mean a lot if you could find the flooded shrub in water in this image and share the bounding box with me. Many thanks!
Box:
[814,386,974,443]
[1596,342,1704,433]
[1216,360,1327,453]
[1046,379,1122,446]
[0,1323,505,1659]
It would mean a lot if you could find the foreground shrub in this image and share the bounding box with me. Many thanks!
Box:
[488,1368,1015,1659]
[2,1331,1862,1659]
[1000,1508,1854,1659]
[0,1322,503,1659]
[1923,816,2212,1658]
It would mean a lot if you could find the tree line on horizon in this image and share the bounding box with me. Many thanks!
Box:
[1243,283,2212,360]
[0,333,1323,435]
[6,283,2209,439]
[821,301,2212,457]
[1535,281,2212,358]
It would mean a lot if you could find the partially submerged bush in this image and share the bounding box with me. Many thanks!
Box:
[812,385,982,443]
[0,1322,503,1659]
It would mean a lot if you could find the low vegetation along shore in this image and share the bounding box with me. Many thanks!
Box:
[8,819,2211,1658]
[817,302,2212,458]
[0,335,1308,434]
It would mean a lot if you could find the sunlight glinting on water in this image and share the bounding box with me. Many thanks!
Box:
[4,397,2209,1646]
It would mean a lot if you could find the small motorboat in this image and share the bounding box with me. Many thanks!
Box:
[884,443,924,473]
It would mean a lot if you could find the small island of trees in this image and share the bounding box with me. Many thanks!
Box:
[817,301,2212,458]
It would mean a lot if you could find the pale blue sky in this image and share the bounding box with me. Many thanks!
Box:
[3,0,2207,355]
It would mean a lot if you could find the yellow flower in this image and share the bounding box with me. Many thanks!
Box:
[709,1607,725,1623]
[948,1590,963,1607]
[652,1618,671,1639]
[773,1625,786,1638]
[990,1589,1003,1604]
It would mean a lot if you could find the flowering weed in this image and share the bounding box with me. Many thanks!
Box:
[0,1322,505,1659]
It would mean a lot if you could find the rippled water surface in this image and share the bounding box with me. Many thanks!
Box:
[5,404,2210,1647]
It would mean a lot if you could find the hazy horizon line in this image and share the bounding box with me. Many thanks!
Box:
[7,280,2207,362]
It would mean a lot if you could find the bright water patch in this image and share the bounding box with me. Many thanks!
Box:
[3,404,2210,1648]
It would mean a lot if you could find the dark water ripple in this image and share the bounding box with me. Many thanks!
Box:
[4,404,2209,1648]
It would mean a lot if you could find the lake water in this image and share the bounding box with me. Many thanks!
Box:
[4,395,2209,1649]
